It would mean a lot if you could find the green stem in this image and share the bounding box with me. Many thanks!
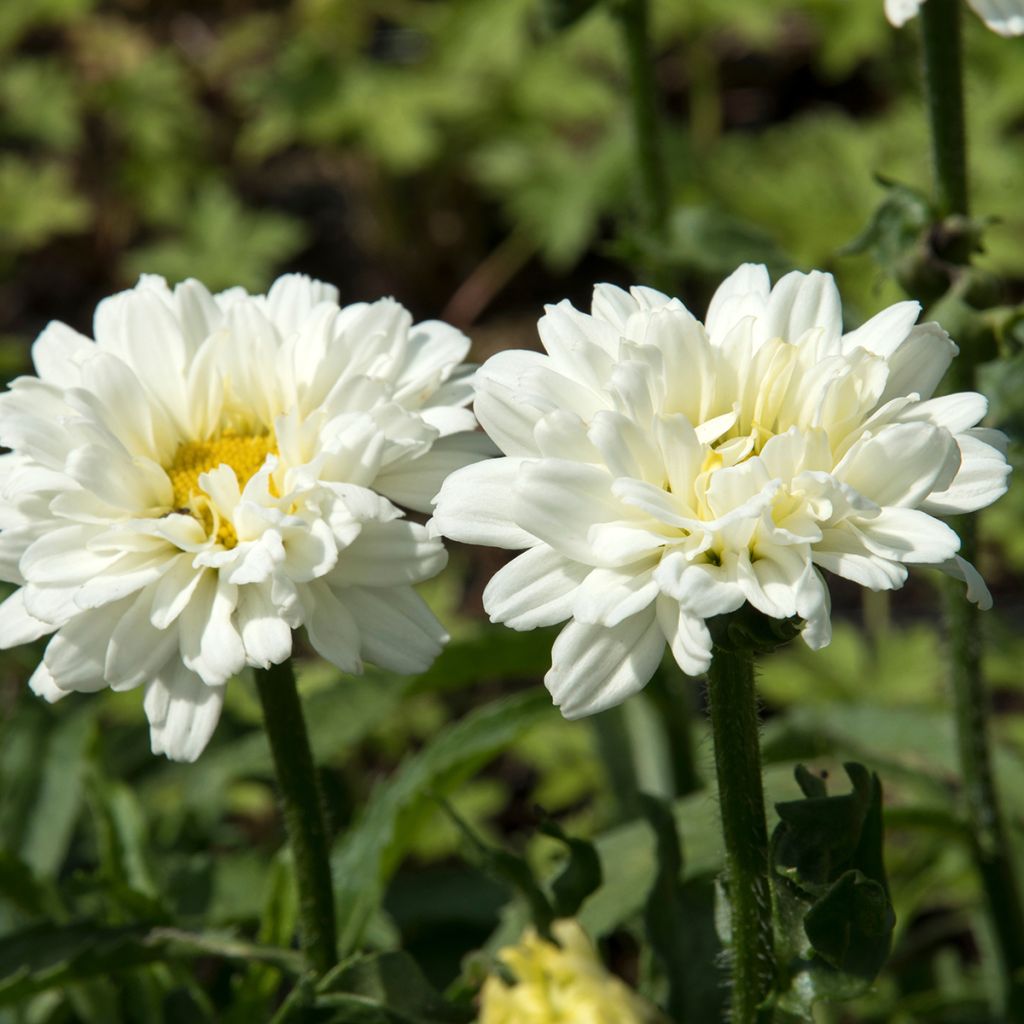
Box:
[920,0,968,217]
[706,646,774,1023]
[647,669,702,797]
[615,0,670,237]
[919,3,1024,1014]
[255,660,337,976]
[944,521,1024,1019]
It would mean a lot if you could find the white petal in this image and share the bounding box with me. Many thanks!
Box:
[375,431,496,514]
[472,350,550,457]
[572,563,659,627]
[237,582,293,668]
[28,661,69,703]
[834,421,960,508]
[345,585,447,675]
[856,507,960,564]
[878,322,956,405]
[758,270,843,352]
[303,580,361,674]
[263,274,339,336]
[545,611,665,719]
[655,595,712,677]
[812,525,908,591]
[967,0,1024,35]
[179,574,245,686]
[920,430,1010,515]
[0,588,54,648]
[936,555,993,610]
[431,458,536,549]
[900,392,987,434]
[841,301,921,358]
[333,520,447,587]
[44,599,131,692]
[105,586,179,690]
[886,0,924,26]
[588,411,663,484]
[655,554,746,617]
[482,544,588,630]
[31,322,94,386]
[705,263,770,343]
[145,668,225,763]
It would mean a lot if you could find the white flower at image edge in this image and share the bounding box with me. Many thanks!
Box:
[885,0,1024,35]
[432,265,1010,720]
[0,274,491,761]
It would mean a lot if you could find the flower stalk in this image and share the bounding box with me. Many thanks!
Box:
[920,2,1024,1014]
[614,0,670,238]
[706,644,775,1023]
[255,659,337,976]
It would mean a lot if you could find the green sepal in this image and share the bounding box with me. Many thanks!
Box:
[708,606,803,658]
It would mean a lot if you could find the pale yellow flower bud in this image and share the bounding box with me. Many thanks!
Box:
[478,920,662,1024]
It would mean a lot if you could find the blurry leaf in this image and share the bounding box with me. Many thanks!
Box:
[537,817,602,919]
[0,0,94,51]
[0,923,298,1006]
[14,707,95,881]
[124,182,306,293]
[316,951,471,1024]
[978,352,1024,441]
[622,204,791,279]
[541,0,605,31]
[0,157,90,253]
[638,794,688,1022]
[843,175,932,270]
[0,60,81,150]
[223,852,297,1024]
[86,770,158,901]
[332,691,553,955]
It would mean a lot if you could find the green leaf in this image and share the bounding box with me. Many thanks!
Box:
[316,951,471,1024]
[537,816,602,920]
[440,799,554,937]
[771,763,895,1017]
[332,691,553,955]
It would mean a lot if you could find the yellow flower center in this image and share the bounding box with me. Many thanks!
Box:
[167,433,277,548]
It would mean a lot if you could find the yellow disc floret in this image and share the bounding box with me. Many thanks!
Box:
[166,433,277,548]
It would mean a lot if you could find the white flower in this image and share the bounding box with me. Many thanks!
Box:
[432,265,1010,719]
[885,0,1024,35]
[0,273,489,761]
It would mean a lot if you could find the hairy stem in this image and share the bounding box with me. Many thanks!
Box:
[706,647,774,1022]
[920,3,1024,1013]
[255,660,337,976]
[920,0,968,217]
[615,0,670,237]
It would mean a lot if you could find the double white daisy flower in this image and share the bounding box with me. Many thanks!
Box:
[433,265,1010,719]
[0,274,485,760]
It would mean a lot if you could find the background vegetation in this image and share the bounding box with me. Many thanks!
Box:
[1,1,1023,1021]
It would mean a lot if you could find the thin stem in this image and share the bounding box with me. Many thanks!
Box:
[944,522,1024,1018]
[614,0,670,237]
[919,2,1024,1014]
[706,646,774,1023]
[920,0,968,217]
[255,660,337,976]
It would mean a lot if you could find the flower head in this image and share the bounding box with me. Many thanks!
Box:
[433,265,1009,718]
[0,273,488,760]
[479,920,661,1024]
[885,0,1024,35]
